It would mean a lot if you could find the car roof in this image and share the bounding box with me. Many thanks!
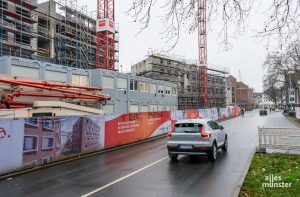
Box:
[175,119,212,124]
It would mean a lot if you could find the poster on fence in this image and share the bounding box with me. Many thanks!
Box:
[0,119,24,174]
[219,108,229,120]
[211,108,219,120]
[185,109,200,119]
[104,112,171,148]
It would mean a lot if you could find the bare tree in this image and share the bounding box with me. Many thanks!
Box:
[127,0,300,49]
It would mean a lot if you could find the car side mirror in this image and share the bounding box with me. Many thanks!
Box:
[220,126,224,130]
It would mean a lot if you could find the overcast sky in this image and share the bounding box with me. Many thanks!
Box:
[74,0,278,92]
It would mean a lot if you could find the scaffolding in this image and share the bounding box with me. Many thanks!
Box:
[0,0,119,70]
[133,50,229,109]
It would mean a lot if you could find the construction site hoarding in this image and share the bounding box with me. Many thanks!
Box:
[0,107,240,175]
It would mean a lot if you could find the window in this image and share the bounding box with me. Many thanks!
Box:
[42,137,54,150]
[140,105,149,112]
[25,118,39,126]
[11,65,39,79]
[42,156,54,165]
[150,105,157,112]
[165,86,171,95]
[130,80,138,91]
[174,123,202,133]
[208,121,220,130]
[150,84,157,94]
[72,74,89,86]
[117,78,128,89]
[140,81,149,92]
[44,118,54,130]
[103,76,115,89]
[167,60,171,65]
[23,136,38,152]
[130,105,139,113]
[158,85,164,94]
[45,70,67,83]
[103,104,114,114]
[172,87,177,95]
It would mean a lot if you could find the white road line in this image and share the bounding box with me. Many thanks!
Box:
[81,157,168,197]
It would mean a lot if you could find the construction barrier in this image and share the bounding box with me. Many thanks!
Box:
[0,107,240,175]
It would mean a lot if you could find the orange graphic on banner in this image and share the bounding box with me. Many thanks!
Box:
[185,109,200,119]
[105,112,171,148]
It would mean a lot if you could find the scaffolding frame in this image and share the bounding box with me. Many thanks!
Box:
[0,0,119,70]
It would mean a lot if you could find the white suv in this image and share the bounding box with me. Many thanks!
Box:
[167,119,228,161]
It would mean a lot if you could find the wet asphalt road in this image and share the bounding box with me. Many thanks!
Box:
[0,110,296,197]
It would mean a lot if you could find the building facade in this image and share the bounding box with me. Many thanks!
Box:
[0,0,119,69]
[0,56,178,114]
[236,82,254,109]
[252,92,263,108]
[131,53,227,109]
[72,117,100,152]
[23,117,61,166]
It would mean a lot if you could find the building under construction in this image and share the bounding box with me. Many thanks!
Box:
[0,0,119,69]
[131,51,229,110]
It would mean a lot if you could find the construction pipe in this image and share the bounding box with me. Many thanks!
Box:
[0,79,111,101]
[0,105,27,109]
[15,80,103,91]
[0,100,33,107]
[8,92,108,101]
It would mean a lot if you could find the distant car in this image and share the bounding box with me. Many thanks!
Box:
[167,119,228,162]
[259,109,268,115]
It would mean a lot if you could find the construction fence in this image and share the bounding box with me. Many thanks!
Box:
[0,106,240,175]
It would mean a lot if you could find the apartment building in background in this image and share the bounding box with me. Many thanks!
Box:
[0,0,119,69]
[131,51,228,109]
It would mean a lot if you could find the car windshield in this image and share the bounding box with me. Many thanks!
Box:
[174,123,202,133]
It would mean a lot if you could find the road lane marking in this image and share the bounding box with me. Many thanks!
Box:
[81,157,168,197]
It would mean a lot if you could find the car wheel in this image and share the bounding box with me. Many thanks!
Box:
[168,152,178,161]
[208,142,217,162]
[222,136,228,152]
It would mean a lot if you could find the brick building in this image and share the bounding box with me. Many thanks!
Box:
[23,117,61,166]
[72,117,100,152]
[236,82,254,109]
[226,75,254,109]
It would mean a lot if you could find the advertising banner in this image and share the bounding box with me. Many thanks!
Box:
[185,109,200,119]
[231,106,240,117]
[59,116,105,158]
[211,108,219,120]
[0,119,24,174]
[200,109,212,119]
[219,108,229,120]
[104,112,171,149]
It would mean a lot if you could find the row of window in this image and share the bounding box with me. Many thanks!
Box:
[25,118,55,130]
[24,136,54,152]
[103,104,178,114]
[103,76,177,95]
[11,65,90,86]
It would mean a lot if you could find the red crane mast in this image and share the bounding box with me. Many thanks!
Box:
[96,0,115,70]
[198,0,208,107]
